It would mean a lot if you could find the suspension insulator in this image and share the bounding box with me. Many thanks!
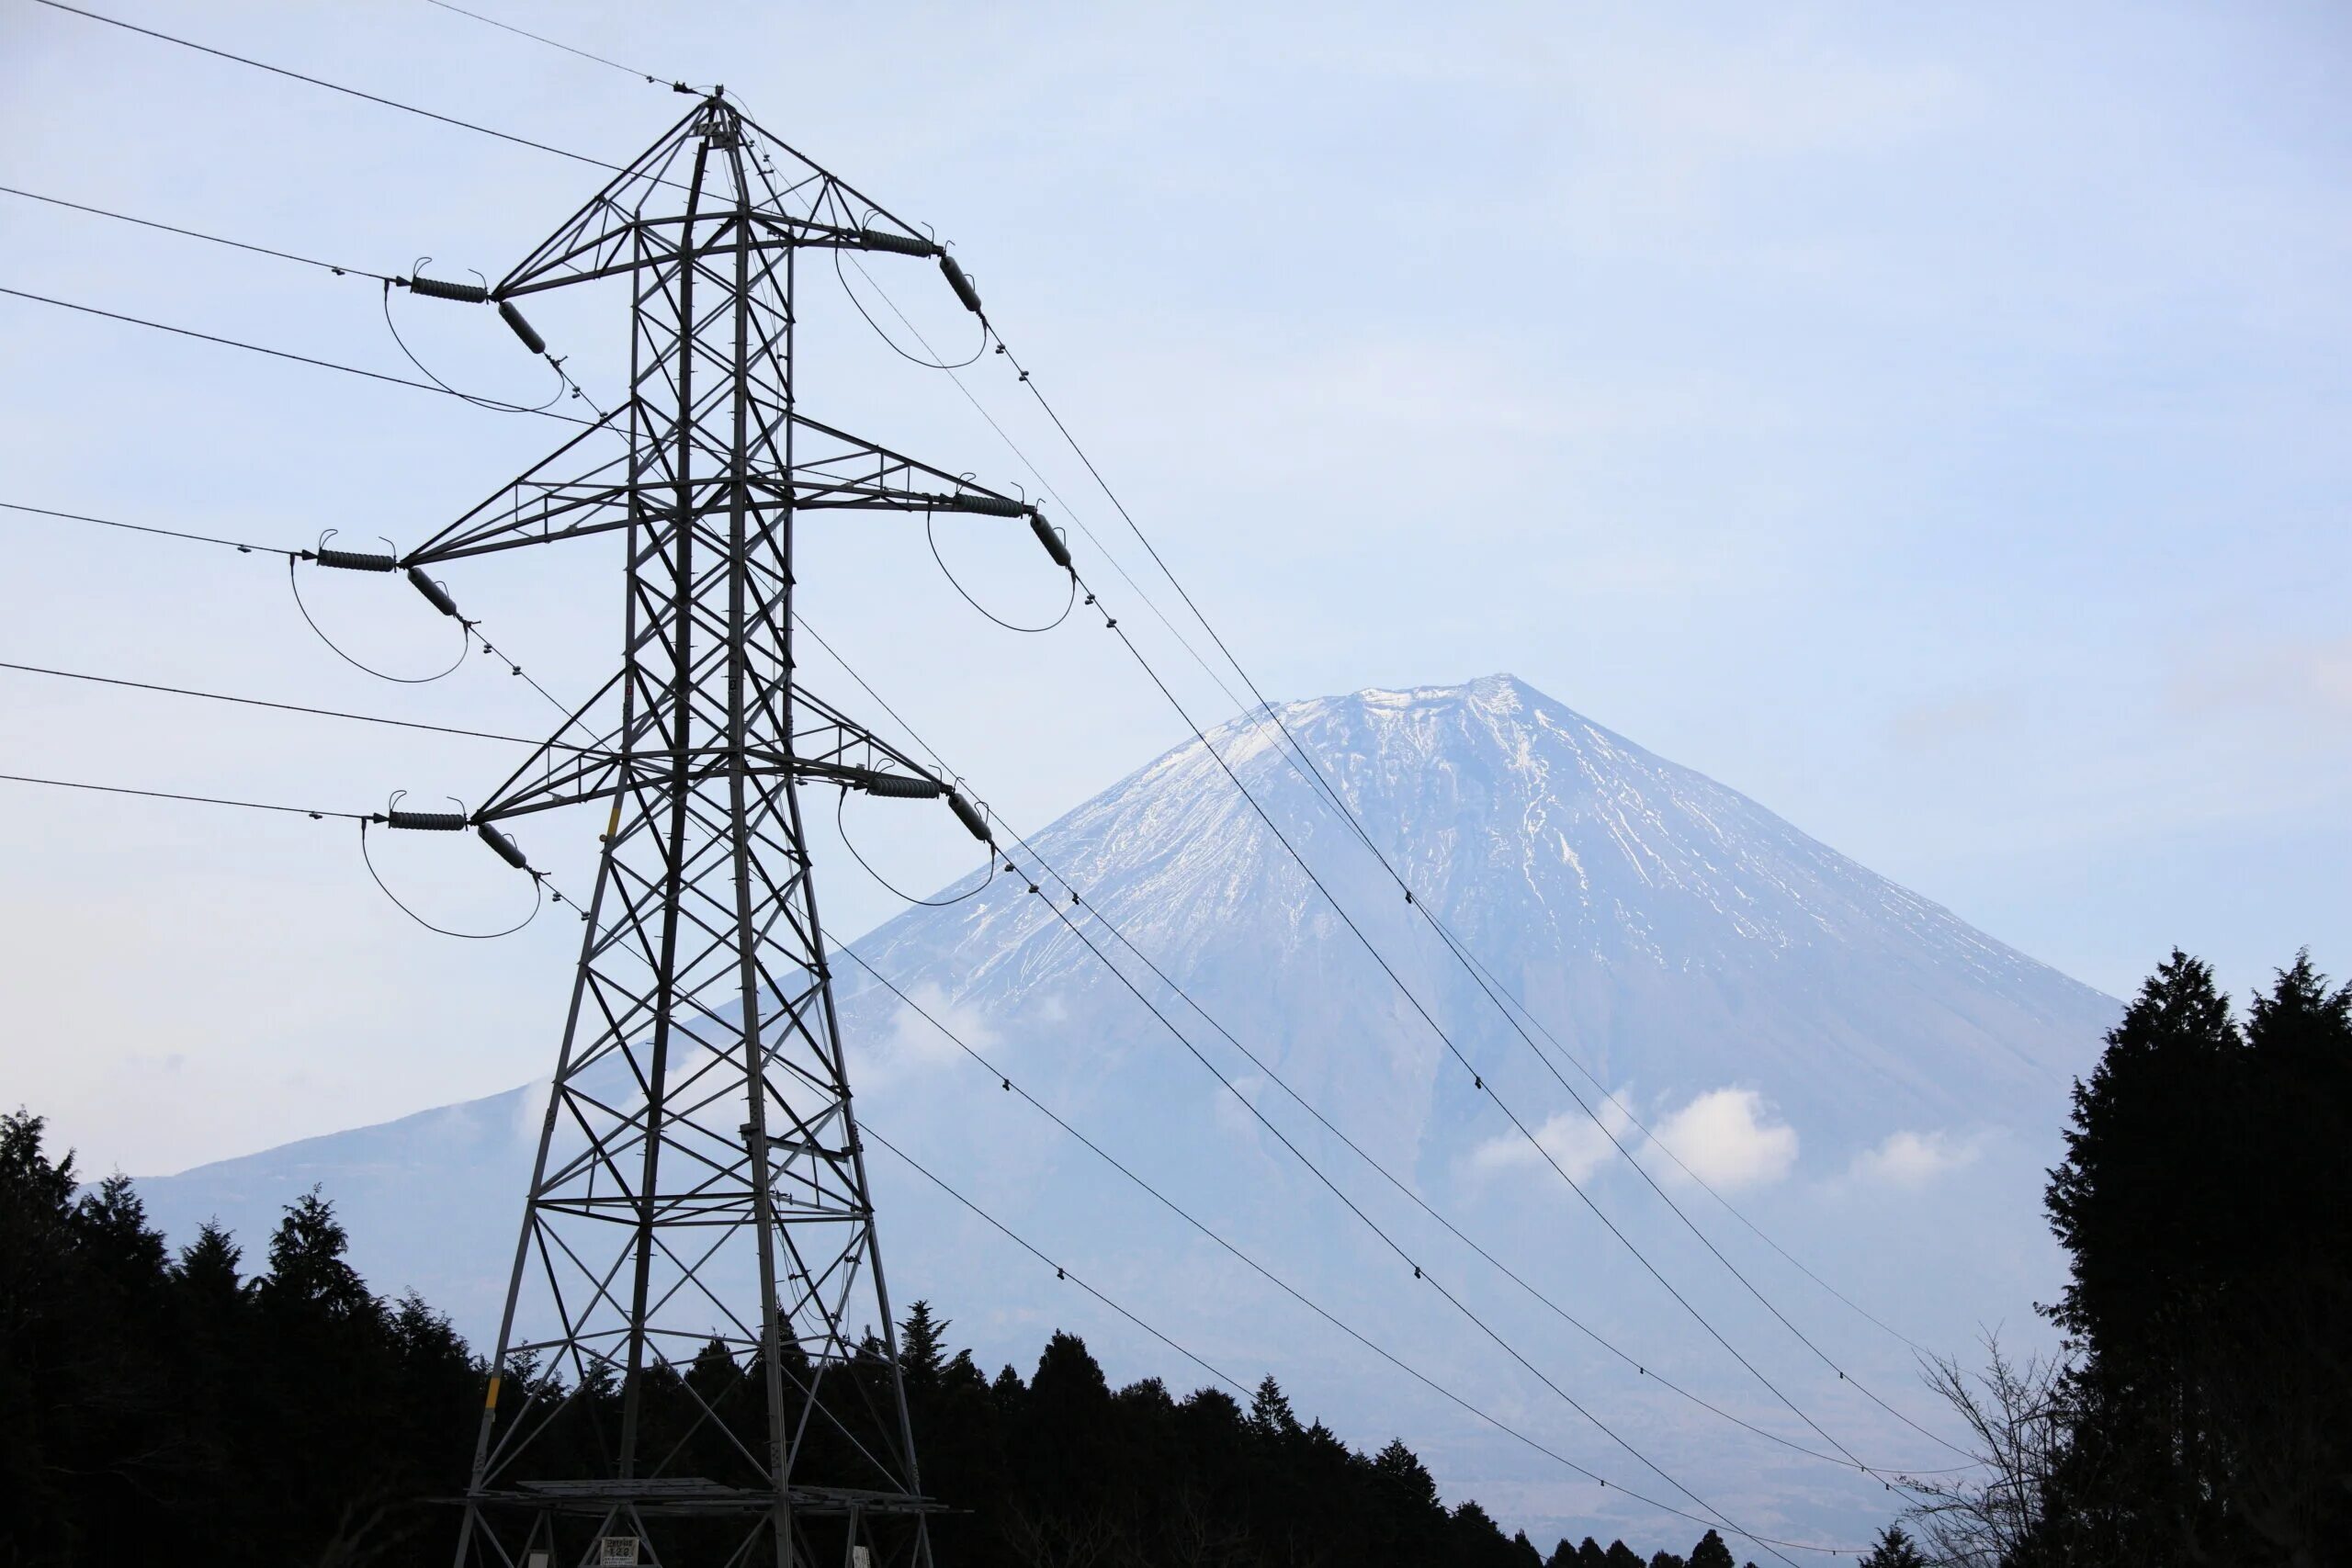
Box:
[406,567,459,618]
[1030,513,1072,570]
[387,808,467,831]
[477,821,531,870]
[406,274,491,304]
[862,772,944,800]
[496,300,547,355]
[944,492,1026,518]
[858,229,935,257]
[315,547,397,572]
[946,791,992,844]
[940,254,982,314]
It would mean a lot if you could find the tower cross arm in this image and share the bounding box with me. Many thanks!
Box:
[465,681,962,828]
[401,412,1039,569]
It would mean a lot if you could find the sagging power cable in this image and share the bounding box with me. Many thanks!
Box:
[1,499,587,735]
[0,286,596,427]
[860,1122,1252,1400]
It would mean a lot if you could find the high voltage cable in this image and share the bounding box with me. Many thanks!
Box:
[0,772,368,821]
[791,613,1962,1484]
[835,253,1273,749]
[0,499,288,556]
[0,286,597,427]
[858,1122,1251,1400]
[842,947,1853,1560]
[0,660,600,752]
[0,501,589,734]
[0,185,394,282]
[28,1,639,177]
[420,0,676,89]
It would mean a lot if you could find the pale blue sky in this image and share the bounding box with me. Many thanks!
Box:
[1,0,2346,1174]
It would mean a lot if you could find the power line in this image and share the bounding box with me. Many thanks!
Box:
[29,1,639,176]
[859,1121,1251,1400]
[0,285,597,426]
[0,184,394,282]
[419,0,678,89]
[0,659,601,751]
[0,500,591,735]
[842,947,1857,1560]
[0,771,369,821]
[835,253,1274,752]
[0,498,288,556]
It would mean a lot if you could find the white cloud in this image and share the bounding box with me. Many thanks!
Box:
[1470,1092,1636,1182]
[857,983,999,1089]
[1849,1129,1980,1188]
[1646,1088,1798,1190]
[1211,1074,1271,1141]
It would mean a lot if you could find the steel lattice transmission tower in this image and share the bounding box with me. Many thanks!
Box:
[395,95,1046,1568]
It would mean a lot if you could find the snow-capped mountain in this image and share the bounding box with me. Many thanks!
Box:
[134,675,2116,1550]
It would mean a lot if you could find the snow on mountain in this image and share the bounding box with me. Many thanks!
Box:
[133,675,2117,1550]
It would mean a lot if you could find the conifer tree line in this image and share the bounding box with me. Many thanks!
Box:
[0,1105,1782,1567]
[3,946,2342,1565]
[1902,950,2352,1568]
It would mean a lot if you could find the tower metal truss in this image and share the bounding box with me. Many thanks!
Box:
[394,96,1046,1568]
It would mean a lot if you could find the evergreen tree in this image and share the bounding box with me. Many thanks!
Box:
[898,1297,949,1387]
[2037,949,2352,1565]
[1856,1523,1927,1567]
[1249,1374,1302,1440]
[1687,1528,1736,1568]
[1604,1540,1645,1568]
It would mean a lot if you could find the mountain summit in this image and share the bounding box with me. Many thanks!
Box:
[135,674,2114,1546]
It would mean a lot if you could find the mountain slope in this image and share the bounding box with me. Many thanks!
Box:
[135,675,2116,1549]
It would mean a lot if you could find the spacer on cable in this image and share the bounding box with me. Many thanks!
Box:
[386,808,468,831]
[497,299,547,355]
[1030,513,1073,570]
[406,566,459,618]
[405,274,491,304]
[315,547,397,572]
[857,228,936,257]
[946,791,992,844]
[477,821,530,871]
[940,254,982,313]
